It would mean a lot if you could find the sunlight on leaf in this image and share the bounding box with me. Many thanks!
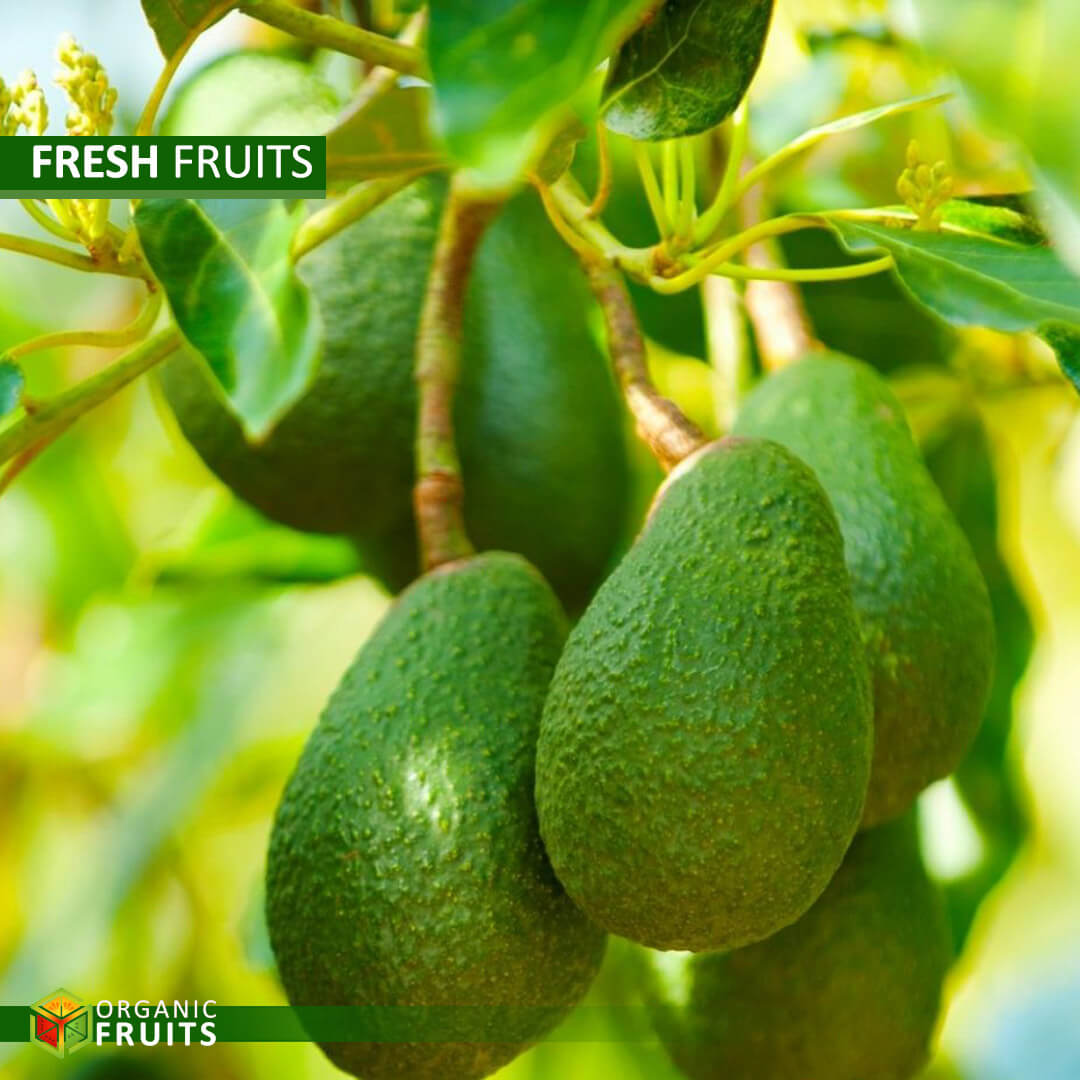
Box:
[135,199,323,439]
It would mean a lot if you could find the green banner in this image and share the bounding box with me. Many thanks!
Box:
[0,138,326,198]
[2,1005,665,1045]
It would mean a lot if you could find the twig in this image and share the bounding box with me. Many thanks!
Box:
[0,231,145,278]
[4,289,162,363]
[0,328,182,468]
[413,177,503,570]
[584,260,706,471]
[238,0,427,76]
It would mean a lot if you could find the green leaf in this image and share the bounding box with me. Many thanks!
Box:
[824,209,1080,393]
[911,0,1080,272]
[147,494,362,585]
[0,360,24,417]
[534,116,588,184]
[135,199,322,439]
[428,0,656,183]
[140,0,231,59]
[603,0,775,140]
[326,84,444,185]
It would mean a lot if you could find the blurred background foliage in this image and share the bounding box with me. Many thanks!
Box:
[1,1,1079,1078]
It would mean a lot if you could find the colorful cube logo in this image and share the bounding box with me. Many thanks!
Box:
[31,989,93,1058]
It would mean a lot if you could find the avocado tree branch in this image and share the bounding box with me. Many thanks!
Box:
[736,177,820,372]
[414,177,503,571]
[583,260,706,471]
[238,0,428,76]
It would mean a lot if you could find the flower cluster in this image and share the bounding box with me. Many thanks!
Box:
[55,33,117,137]
[0,71,49,137]
[896,140,954,232]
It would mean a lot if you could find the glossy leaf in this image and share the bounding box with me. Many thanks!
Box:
[326,84,444,185]
[140,0,231,58]
[0,360,24,418]
[825,209,1080,392]
[428,0,655,182]
[135,199,322,439]
[602,0,775,140]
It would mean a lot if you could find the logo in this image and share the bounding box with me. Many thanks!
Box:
[30,989,93,1058]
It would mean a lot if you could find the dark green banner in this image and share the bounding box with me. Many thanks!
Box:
[1,1005,664,1045]
[0,138,326,198]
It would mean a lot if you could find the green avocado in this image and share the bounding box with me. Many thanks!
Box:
[159,51,343,138]
[734,355,995,826]
[535,438,872,952]
[645,815,952,1080]
[896,369,1033,946]
[265,552,606,1080]
[160,175,629,612]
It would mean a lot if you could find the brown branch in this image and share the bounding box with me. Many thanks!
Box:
[737,171,820,371]
[414,177,503,570]
[584,260,706,471]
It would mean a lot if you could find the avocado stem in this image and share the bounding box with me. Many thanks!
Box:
[583,260,706,471]
[414,176,503,570]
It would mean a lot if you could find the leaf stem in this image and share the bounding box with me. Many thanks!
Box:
[0,328,182,469]
[238,0,428,76]
[583,259,706,471]
[4,289,163,364]
[291,172,425,261]
[662,141,679,229]
[20,200,81,244]
[677,140,696,242]
[586,122,613,218]
[413,177,502,570]
[694,102,748,245]
[137,0,239,136]
[708,257,894,283]
[634,144,672,240]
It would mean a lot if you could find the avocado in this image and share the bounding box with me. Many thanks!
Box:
[159,51,342,138]
[535,438,872,952]
[160,175,630,612]
[896,370,1032,946]
[265,552,606,1080]
[645,815,951,1080]
[734,355,994,826]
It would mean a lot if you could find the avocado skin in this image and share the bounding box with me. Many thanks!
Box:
[734,354,995,826]
[903,380,1032,947]
[160,177,629,613]
[265,552,606,1080]
[535,438,872,953]
[645,815,951,1080]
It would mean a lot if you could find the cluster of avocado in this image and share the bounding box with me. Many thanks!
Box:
[257,352,991,1080]
[162,51,997,1080]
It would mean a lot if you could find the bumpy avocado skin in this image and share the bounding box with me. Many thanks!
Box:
[160,172,629,612]
[645,815,951,1080]
[265,552,606,1080]
[734,355,994,826]
[535,438,872,953]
